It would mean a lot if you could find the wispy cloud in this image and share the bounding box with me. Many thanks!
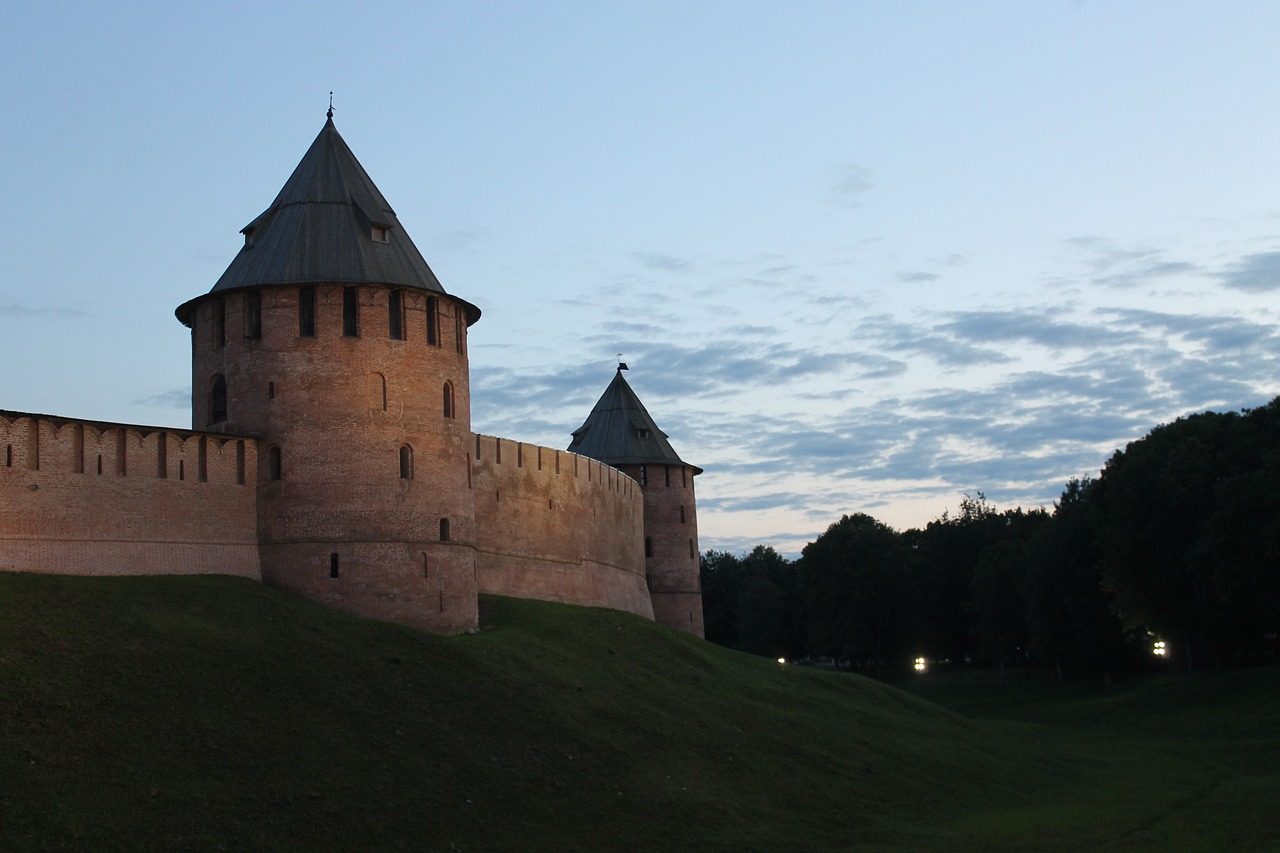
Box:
[633,252,692,272]
[1063,237,1200,289]
[132,389,189,408]
[1218,251,1280,292]
[0,302,90,318]
[824,163,873,209]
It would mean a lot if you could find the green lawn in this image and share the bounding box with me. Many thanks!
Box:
[2,572,1277,851]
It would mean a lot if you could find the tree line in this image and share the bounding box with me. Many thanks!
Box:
[701,397,1280,679]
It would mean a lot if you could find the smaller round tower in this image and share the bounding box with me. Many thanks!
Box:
[568,365,705,637]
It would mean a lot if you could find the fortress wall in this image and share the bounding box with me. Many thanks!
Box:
[472,435,653,620]
[0,412,260,579]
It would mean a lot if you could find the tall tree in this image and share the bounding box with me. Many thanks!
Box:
[1094,398,1280,671]
[1024,478,1135,680]
[799,514,909,675]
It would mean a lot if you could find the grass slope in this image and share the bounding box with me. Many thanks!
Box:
[2,573,1277,852]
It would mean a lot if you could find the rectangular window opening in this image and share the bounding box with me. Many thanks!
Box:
[389,290,404,340]
[213,299,226,349]
[343,287,359,337]
[244,291,261,340]
[299,287,316,337]
[72,426,84,474]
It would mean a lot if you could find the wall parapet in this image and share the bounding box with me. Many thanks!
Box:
[1,411,260,579]
[471,433,651,619]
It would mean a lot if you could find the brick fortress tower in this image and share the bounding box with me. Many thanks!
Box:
[569,365,705,637]
[175,112,481,632]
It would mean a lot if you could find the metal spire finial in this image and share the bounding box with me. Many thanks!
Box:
[327,91,334,119]
[617,353,629,371]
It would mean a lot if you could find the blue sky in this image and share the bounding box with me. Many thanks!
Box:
[3,2,1279,555]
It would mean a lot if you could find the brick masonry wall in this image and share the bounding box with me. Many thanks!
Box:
[472,435,653,620]
[619,463,705,637]
[0,413,260,578]
[188,285,479,633]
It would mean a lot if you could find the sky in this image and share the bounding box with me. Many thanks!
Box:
[2,2,1279,557]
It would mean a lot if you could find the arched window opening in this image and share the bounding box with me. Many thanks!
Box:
[209,374,228,425]
[645,537,653,558]
[343,286,359,337]
[443,382,455,419]
[329,553,340,579]
[299,286,316,337]
[368,372,387,412]
[439,517,451,542]
[680,505,686,524]
[689,538,695,559]
[399,444,414,480]
[268,445,282,480]
[389,289,405,340]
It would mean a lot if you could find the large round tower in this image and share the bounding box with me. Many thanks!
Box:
[568,366,705,637]
[176,114,481,633]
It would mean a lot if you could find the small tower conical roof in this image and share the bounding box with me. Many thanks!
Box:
[568,367,701,473]
[177,114,478,325]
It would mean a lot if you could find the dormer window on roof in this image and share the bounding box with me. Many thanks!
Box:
[372,225,390,243]
[637,428,651,440]
[243,227,255,248]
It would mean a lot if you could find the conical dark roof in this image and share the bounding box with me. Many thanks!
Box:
[568,369,701,473]
[177,115,477,325]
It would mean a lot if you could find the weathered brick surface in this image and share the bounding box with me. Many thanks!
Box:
[472,436,652,619]
[188,285,480,633]
[0,413,260,578]
[618,463,705,637]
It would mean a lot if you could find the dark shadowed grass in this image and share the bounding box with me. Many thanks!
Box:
[2,573,1277,851]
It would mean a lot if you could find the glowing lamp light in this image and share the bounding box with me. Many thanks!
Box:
[913,657,927,672]
[777,657,786,665]
[1153,641,1167,657]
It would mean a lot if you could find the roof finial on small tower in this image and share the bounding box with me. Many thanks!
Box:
[617,354,629,371]
[327,91,334,120]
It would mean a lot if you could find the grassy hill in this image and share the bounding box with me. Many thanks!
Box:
[3,573,1278,852]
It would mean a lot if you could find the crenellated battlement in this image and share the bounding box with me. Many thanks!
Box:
[1,411,254,486]
[472,434,652,619]
[0,411,260,579]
